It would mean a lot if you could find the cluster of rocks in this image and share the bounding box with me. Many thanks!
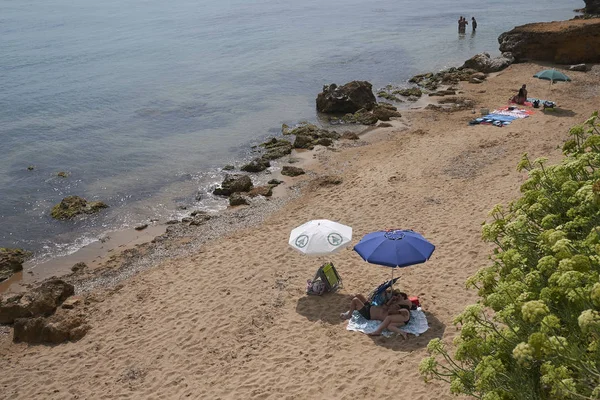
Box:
[376,86,423,102]
[0,248,31,282]
[51,195,109,220]
[315,81,402,125]
[425,97,477,113]
[408,52,516,92]
[212,173,284,206]
[0,279,89,344]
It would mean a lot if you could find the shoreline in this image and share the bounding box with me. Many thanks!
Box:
[1,59,599,397]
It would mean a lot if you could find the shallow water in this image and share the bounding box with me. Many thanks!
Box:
[0,0,579,261]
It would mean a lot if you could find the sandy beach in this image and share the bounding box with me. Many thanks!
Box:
[1,62,599,399]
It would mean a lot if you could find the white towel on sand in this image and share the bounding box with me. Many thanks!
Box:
[346,307,429,337]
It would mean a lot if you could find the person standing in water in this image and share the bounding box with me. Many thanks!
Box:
[458,16,468,33]
[472,17,478,31]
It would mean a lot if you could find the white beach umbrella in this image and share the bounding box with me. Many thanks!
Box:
[289,219,353,256]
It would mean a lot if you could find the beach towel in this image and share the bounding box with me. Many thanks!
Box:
[346,308,429,337]
[492,108,534,119]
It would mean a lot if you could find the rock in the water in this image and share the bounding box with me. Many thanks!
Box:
[0,279,74,324]
[569,63,587,71]
[281,166,305,177]
[499,19,600,64]
[57,171,69,178]
[461,52,513,73]
[267,179,283,186]
[229,193,250,206]
[134,223,148,231]
[222,165,235,171]
[241,158,270,173]
[0,248,31,282]
[213,174,253,196]
[51,196,108,220]
[13,315,90,344]
[316,81,377,113]
[248,185,273,197]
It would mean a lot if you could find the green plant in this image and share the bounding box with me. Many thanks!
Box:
[420,112,600,399]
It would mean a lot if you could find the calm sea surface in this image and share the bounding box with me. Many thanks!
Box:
[1,0,579,261]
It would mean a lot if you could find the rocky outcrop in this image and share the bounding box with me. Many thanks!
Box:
[281,166,305,177]
[13,314,90,344]
[0,279,74,324]
[316,81,377,113]
[51,196,108,220]
[260,138,293,160]
[240,158,270,173]
[585,0,600,14]
[461,52,514,73]
[498,19,600,64]
[229,193,250,206]
[283,123,341,149]
[213,174,253,196]
[0,248,31,282]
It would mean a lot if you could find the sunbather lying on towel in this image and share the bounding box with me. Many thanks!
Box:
[341,292,413,338]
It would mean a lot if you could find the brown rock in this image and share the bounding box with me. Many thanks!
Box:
[499,19,600,64]
[281,166,305,177]
[229,193,250,206]
[248,186,273,197]
[340,131,360,140]
[0,248,31,282]
[213,174,253,196]
[316,81,377,113]
[0,279,74,324]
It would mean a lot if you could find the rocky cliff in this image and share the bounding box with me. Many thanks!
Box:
[498,18,600,64]
[585,0,600,14]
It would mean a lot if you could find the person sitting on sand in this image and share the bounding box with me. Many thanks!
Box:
[340,291,413,338]
[367,307,411,338]
[511,84,527,105]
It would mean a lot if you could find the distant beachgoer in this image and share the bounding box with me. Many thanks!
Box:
[458,16,468,33]
[472,17,477,31]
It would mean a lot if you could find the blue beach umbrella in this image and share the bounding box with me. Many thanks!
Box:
[533,69,571,83]
[354,229,435,283]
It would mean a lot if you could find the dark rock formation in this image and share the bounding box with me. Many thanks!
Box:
[13,314,90,344]
[585,0,600,14]
[229,193,250,206]
[316,81,377,113]
[498,19,600,64]
[51,196,108,220]
[267,179,283,186]
[281,166,305,177]
[293,134,314,149]
[260,138,293,160]
[372,104,401,121]
[241,158,270,173]
[213,174,253,196]
[461,52,514,73]
[0,248,31,282]
[0,279,74,324]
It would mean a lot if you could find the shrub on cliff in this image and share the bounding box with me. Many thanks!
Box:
[420,112,600,399]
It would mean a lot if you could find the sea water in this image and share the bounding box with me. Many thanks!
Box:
[0,0,579,261]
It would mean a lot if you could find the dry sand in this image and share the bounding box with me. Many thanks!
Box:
[1,62,599,400]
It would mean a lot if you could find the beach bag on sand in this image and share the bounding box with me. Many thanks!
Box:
[306,262,342,295]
